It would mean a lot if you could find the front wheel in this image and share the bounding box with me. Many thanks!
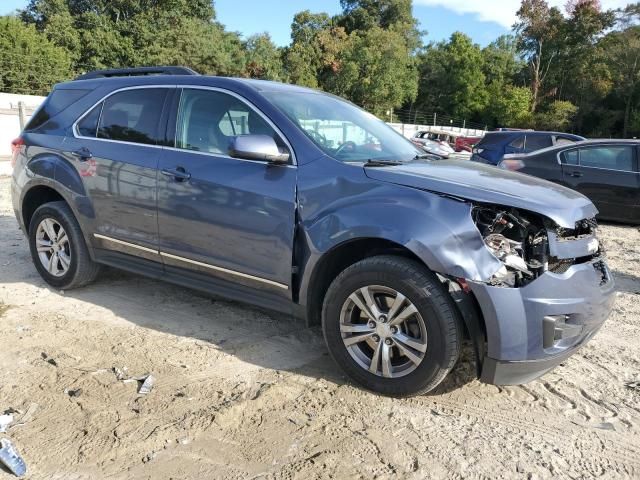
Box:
[322,256,462,397]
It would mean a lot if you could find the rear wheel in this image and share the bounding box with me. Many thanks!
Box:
[28,201,101,289]
[322,256,461,397]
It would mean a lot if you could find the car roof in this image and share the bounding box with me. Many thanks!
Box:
[485,130,583,138]
[513,138,640,158]
[56,74,323,95]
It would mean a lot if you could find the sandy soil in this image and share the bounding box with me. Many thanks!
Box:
[0,175,639,479]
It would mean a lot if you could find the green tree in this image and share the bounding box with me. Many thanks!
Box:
[338,0,421,50]
[244,33,283,80]
[535,100,578,130]
[283,11,333,87]
[416,32,488,120]
[482,35,523,87]
[323,27,418,116]
[0,15,73,94]
[600,5,640,137]
[491,85,533,127]
[515,0,565,112]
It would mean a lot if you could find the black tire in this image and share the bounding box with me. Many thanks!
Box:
[322,255,461,397]
[28,201,101,289]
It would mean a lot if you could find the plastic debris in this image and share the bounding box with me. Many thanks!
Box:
[626,381,640,391]
[41,352,57,367]
[13,404,37,429]
[594,422,616,431]
[119,371,155,395]
[137,375,155,395]
[0,414,12,433]
[64,388,83,398]
[0,438,26,477]
[112,366,128,381]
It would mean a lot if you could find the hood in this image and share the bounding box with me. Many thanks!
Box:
[364,159,597,228]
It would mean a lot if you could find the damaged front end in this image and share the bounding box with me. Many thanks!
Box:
[458,204,615,386]
[471,205,603,288]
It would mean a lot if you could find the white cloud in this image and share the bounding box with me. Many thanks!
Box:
[414,0,629,29]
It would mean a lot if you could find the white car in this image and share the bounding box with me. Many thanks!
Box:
[411,131,455,158]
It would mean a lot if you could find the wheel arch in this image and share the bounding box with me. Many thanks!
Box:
[300,235,488,380]
[303,237,424,327]
[21,184,66,233]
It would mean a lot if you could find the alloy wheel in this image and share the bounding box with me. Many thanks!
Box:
[339,285,428,378]
[35,218,71,277]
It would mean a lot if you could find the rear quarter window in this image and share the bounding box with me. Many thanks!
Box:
[25,89,90,131]
[508,136,525,149]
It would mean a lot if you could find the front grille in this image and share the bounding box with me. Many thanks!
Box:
[549,259,573,274]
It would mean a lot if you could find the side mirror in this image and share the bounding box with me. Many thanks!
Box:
[229,135,290,164]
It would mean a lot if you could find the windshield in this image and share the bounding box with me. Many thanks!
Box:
[263,91,422,163]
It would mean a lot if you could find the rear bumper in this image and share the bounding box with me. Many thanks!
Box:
[468,259,615,385]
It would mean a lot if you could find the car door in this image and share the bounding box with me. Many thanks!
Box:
[157,87,297,299]
[560,144,640,222]
[67,86,171,258]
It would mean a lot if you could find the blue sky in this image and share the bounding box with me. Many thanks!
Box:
[0,0,630,47]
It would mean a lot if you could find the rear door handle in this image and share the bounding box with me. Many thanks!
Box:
[161,167,191,181]
[569,171,583,178]
[71,147,92,161]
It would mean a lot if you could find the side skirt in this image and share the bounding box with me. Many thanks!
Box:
[93,249,303,320]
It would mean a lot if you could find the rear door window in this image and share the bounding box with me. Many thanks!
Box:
[562,149,579,165]
[578,146,634,171]
[97,89,168,145]
[525,135,553,152]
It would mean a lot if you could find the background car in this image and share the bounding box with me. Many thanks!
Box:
[411,131,455,158]
[498,140,640,223]
[455,135,482,153]
[471,130,585,165]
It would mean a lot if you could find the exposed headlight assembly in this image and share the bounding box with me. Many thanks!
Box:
[473,206,549,287]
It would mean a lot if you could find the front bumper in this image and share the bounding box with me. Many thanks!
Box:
[468,259,615,385]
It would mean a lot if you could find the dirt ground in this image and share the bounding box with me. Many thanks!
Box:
[0,175,639,480]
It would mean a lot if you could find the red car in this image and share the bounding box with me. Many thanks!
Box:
[455,136,482,153]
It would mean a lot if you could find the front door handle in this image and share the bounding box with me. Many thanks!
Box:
[161,167,191,182]
[569,171,583,178]
[71,147,92,161]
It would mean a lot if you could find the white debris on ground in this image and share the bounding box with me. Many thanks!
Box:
[0,177,638,479]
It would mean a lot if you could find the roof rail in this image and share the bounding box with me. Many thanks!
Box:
[75,66,199,80]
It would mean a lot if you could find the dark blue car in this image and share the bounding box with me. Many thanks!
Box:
[11,67,614,396]
[471,130,585,165]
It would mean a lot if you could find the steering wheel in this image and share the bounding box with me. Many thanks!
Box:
[307,130,328,147]
[334,141,358,157]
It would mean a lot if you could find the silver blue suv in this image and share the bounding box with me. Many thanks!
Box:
[11,67,615,396]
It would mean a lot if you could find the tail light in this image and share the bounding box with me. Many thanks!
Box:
[499,159,525,171]
[11,137,25,168]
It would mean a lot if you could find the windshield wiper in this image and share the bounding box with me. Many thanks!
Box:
[413,153,437,160]
[364,159,405,167]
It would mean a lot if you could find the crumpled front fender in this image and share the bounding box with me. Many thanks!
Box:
[296,158,504,311]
